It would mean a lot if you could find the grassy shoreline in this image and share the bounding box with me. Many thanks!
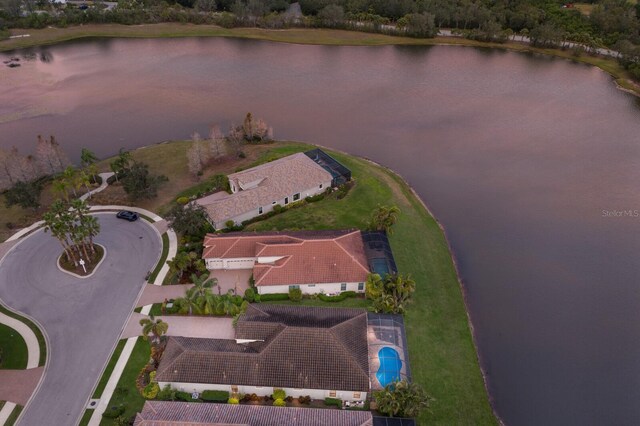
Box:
[2,24,638,97]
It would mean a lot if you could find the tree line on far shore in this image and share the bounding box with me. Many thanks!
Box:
[1,0,638,80]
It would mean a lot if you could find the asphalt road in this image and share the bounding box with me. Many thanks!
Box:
[0,214,161,426]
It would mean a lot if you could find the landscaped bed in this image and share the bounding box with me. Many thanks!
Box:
[58,244,105,277]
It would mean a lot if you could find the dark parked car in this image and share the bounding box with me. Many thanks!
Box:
[116,210,139,222]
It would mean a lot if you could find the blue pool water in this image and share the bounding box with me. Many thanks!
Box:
[371,258,390,276]
[376,347,402,387]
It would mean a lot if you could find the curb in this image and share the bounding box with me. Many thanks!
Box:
[55,244,107,279]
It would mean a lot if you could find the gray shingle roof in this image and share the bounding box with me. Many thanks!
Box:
[198,153,333,225]
[156,305,370,392]
[134,401,374,426]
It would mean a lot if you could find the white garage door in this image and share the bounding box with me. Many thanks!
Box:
[224,259,255,270]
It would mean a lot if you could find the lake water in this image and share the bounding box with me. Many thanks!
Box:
[2,38,640,425]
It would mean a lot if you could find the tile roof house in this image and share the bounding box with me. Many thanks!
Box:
[155,304,371,402]
[134,401,374,426]
[196,151,339,230]
[202,230,371,295]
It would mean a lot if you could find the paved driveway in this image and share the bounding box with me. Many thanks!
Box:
[0,214,161,426]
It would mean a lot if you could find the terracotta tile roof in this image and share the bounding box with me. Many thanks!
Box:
[203,230,370,287]
[134,401,374,426]
[197,153,332,226]
[156,305,370,393]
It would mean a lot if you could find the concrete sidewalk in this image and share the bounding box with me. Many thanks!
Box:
[121,313,235,340]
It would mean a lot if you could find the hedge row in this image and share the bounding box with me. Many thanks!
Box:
[318,291,358,303]
[202,390,230,402]
[260,293,290,301]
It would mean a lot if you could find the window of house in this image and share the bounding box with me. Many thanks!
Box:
[272,201,276,205]
[358,282,364,291]
[308,284,315,287]
[341,283,347,291]
[285,197,289,205]
[353,392,361,399]
[293,193,300,201]
[319,183,323,189]
[329,390,336,397]
[289,285,300,291]
[259,207,263,214]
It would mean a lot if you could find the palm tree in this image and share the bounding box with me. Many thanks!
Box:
[139,315,169,345]
[62,166,78,197]
[368,205,401,235]
[190,272,217,298]
[374,380,431,418]
[52,179,70,202]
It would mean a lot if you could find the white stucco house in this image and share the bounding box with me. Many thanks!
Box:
[202,230,372,295]
[155,305,371,403]
[197,151,346,230]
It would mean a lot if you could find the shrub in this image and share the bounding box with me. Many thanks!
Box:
[273,398,286,407]
[102,405,125,418]
[325,397,342,407]
[318,291,357,303]
[142,382,160,399]
[157,384,177,401]
[238,151,246,158]
[305,193,324,203]
[272,388,286,400]
[175,391,196,402]
[225,220,236,229]
[336,181,354,199]
[260,293,289,301]
[272,204,283,213]
[202,390,230,402]
[244,287,256,302]
[228,397,240,404]
[254,294,261,303]
[288,288,302,302]
[176,196,189,205]
[298,395,311,404]
[231,295,244,306]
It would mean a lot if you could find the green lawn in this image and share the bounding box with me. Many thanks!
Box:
[100,338,150,426]
[0,323,28,370]
[245,146,496,424]
[0,305,46,367]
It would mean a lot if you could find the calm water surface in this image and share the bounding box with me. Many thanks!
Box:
[1,38,640,425]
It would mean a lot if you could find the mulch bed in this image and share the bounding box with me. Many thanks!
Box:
[59,245,104,276]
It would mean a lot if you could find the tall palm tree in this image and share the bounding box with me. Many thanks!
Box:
[139,315,169,345]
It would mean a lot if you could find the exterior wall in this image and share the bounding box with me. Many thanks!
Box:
[215,180,331,229]
[258,281,365,295]
[157,381,367,402]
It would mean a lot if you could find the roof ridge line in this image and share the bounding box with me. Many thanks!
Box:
[330,313,370,379]
[333,231,370,275]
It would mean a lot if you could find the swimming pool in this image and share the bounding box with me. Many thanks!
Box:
[371,258,390,276]
[376,347,402,387]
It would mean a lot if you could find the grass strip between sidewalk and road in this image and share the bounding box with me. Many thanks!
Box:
[100,338,150,426]
[148,233,170,284]
[4,404,23,426]
[92,339,127,399]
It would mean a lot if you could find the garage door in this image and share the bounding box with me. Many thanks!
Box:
[224,259,255,269]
